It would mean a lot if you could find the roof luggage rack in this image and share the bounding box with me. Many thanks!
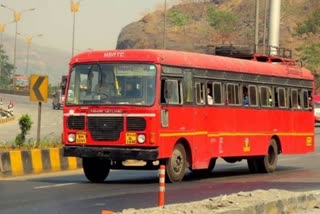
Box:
[207,44,302,67]
[213,45,254,59]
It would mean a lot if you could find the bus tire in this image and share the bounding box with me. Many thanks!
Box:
[166,143,187,183]
[247,158,258,173]
[83,158,111,183]
[257,139,278,173]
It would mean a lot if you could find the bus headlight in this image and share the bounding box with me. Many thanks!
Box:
[68,133,76,143]
[137,134,146,144]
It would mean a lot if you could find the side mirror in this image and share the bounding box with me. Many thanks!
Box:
[61,75,67,94]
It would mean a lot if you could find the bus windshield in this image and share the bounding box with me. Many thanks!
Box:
[66,63,157,106]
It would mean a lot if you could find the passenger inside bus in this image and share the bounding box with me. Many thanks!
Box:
[125,82,140,97]
[308,96,313,110]
[207,87,213,105]
[243,86,249,106]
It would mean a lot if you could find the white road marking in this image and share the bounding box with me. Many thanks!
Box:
[34,183,76,189]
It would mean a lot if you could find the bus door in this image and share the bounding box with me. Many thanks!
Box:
[160,78,185,130]
[194,81,210,167]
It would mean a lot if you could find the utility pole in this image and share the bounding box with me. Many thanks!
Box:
[163,0,167,49]
[254,0,260,53]
[263,0,269,54]
[268,0,281,55]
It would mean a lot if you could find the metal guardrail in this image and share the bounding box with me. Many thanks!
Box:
[0,88,29,96]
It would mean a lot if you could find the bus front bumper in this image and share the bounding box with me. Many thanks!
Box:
[63,146,158,161]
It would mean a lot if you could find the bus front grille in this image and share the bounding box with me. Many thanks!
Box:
[88,117,124,141]
[127,117,146,131]
[67,116,85,130]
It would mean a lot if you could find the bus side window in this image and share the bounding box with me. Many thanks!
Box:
[207,82,213,105]
[161,79,167,104]
[273,88,279,107]
[161,79,182,105]
[195,82,205,105]
[291,89,300,109]
[301,90,309,109]
[260,86,272,107]
[226,83,240,105]
[213,82,223,104]
[248,85,258,106]
[277,87,287,108]
[308,90,313,110]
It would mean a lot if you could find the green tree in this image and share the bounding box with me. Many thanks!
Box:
[295,10,320,36]
[294,9,320,92]
[0,45,14,89]
[296,44,320,92]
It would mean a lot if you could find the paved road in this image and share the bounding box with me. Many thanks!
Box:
[0,93,62,144]
[1,146,320,214]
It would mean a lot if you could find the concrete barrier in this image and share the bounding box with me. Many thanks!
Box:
[0,148,82,177]
[119,189,320,214]
[0,115,15,124]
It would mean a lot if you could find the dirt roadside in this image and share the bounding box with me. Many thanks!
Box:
[118,189,320,214]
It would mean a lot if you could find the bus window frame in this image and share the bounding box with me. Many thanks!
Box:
[195,81,206,105]
[248,84,258,107]
[259,85,273,108]
[161,78,183,105]
[290,88,300,110]
[226,83,241,106]
[277,87,287,109]
[212,81,224,105]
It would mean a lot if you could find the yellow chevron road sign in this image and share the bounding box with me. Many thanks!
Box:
[30,75,48,102]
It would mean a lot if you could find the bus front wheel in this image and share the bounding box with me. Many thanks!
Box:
[165,143,187,183]
[82,158,111,183]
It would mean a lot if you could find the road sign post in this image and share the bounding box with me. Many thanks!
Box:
[30,75,48,143]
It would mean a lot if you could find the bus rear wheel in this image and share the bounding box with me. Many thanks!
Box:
[165,143,187,183]
[82,158,111,183]
[257,139,278,173]
[247,140,278,173]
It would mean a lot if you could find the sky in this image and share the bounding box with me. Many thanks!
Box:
[0,0,169,54]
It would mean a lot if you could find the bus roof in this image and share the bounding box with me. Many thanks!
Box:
[70,49,313,80]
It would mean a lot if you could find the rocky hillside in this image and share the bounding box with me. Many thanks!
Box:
[116,0,318,59]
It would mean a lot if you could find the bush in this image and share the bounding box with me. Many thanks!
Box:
[15,114,33,147]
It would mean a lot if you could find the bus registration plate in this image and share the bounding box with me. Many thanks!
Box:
[126,133,136,144]
[76,132,86,144]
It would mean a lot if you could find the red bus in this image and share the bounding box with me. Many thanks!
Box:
[314,94,320,122]
[62,49,314,183]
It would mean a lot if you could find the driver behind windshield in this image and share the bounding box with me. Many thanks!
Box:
[93,71,116,97]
